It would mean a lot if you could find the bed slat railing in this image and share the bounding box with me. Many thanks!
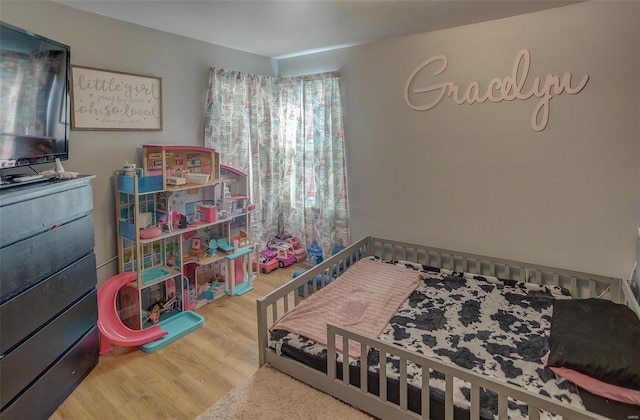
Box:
[258,237,371,366]
[529,405,541,420]
[444,374,454,419]
[326,322,609,420]
[360,344,367,393]
[421,367,430,418]
[498,394,508,419]
[380,351,388,402]
[368,237,640,316]
[470,384,480,419]
[400,358,408,411]
[258,236,639,418]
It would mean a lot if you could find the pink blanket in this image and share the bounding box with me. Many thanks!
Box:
[270,258,427,359]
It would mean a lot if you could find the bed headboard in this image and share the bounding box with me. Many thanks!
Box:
[365,236,640,318]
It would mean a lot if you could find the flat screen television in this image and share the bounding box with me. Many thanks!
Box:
[0,22,70,172]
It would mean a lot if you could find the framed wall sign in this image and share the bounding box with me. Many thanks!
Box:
[70,65,163,131]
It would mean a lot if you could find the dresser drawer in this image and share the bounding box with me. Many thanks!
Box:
[0,326,99,420]
[0,181,93,248]
[0,253,97,355]
[0,290,97,407]
[0,214,94,303]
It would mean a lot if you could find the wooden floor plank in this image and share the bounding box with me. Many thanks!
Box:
[49,264,299,419]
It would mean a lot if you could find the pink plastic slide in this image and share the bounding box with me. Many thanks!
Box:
[97,272,167,355]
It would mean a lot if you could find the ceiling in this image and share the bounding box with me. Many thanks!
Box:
[55,0,580,59]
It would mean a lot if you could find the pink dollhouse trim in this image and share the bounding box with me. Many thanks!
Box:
[220,164,247,177]
[143,144,215,153]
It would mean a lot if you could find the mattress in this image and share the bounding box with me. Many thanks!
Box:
[270,257,585,420]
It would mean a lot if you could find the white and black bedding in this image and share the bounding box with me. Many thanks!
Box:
[270,257,586,419]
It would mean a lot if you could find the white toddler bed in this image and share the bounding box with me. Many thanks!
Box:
[257,237,640,419]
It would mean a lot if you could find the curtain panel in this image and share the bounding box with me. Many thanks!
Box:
[204,68,350,256]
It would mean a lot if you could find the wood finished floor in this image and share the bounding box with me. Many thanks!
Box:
[50,264,303,420]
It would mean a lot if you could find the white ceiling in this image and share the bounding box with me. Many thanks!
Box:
[55,0,581,59]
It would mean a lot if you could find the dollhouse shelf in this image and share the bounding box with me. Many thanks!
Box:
[116,174,225,195]
[163,179,224,192]
[183,253,226,266]
[135,216,240,244]
[114,144,255,340]
[139,311,204,353]
[140,266,181,287]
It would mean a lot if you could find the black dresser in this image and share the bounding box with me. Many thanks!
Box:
[0,176,99,419]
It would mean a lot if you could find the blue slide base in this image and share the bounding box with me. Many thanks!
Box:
[140,311,204,353]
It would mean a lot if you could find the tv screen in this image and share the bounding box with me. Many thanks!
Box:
[0,22,70,170]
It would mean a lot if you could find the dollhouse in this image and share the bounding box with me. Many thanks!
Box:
[112,145,254,348]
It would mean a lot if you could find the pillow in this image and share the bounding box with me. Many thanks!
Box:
[542,353,640,405]
[549,363,640,406]
[547,298,640,390]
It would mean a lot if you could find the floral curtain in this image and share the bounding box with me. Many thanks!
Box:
[204,68,350,256]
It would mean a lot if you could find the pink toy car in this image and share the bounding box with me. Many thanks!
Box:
[260,257,279,274]
[274,243,296,268]
[256,248,279,274]
[285,235,308,263]
[261,248,277,260]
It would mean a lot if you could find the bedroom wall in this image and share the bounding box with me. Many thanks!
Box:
[2,1,276,284]
[279,1,640,279]
[3,1,638,282]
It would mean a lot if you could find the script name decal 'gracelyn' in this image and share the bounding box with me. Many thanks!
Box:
[404,49,589,131]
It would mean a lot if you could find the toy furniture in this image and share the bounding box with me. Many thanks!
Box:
[114,145,256,332]
[207,239,218,257]
[225,247,254,296]
[97,272,168,355]
[182,276,197,310]
[0,176,99,419]
[189,237,204,257]
[166,167,188,186]
[216,237,235,253]
[258,237,640,420]
[198,204,217,222]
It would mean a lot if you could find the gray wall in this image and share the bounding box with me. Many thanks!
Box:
[280,1,640,279]
[3,1,638,282]
[2,1,276,284]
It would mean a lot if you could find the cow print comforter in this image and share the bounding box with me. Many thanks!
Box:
[270,257,586,419]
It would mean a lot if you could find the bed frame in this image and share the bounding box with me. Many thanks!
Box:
[257,236,640,420]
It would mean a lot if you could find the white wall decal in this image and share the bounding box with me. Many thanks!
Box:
[404,49,589,131]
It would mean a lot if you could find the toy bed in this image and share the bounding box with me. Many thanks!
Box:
[257,237,640,419]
